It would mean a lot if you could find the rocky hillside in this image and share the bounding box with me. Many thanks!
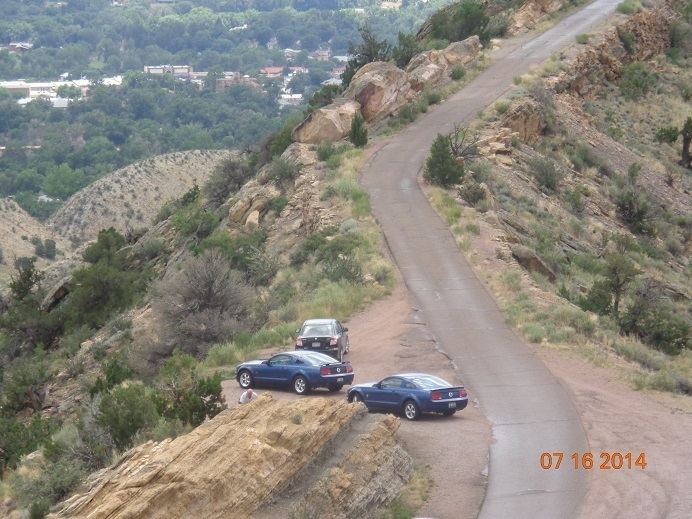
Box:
[426,1,691,390]
[48,150,233,247]
[49,396,412,519]
[0,198,70,283]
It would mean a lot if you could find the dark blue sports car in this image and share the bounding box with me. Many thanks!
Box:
[346,373,468,420]
[236,350,354,395]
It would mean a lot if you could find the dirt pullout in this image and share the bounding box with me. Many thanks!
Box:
[223,280,491,519]
[539,348,692,519]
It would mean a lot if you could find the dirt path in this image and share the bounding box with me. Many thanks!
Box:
[223,279,491,519]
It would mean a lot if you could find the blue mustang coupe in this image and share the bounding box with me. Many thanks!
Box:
[346,373,468,421]
[236,350,354,395]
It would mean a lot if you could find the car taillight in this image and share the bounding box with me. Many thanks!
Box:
[320,367,330,376]
[345,365,353,373]
[296,337,303,347]
[460,389,467,397]
[431,391,442,401]
[329,337,338,346]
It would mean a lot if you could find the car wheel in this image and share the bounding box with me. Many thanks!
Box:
[442,410,456,416]
[337,347,343,362]
[238,370,253,389]
[293,375,309,395]
[402,400,420,421]
[344,338,350,354]
[349,392,362,403]
[328,383,344,392]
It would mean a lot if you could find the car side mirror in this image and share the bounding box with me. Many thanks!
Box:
[342,327,348,332]
[262,360,269,365]
[374,382,381,389]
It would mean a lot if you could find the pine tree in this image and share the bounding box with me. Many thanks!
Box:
[424,134,464,186]
[349,114,368,147]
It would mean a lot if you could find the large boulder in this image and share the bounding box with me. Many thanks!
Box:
[227,180,281,225]
[292,100,361,144]
[343,61,412,122]
[406,36,481,91]
[49,395,412,519]
[501,98,546,144]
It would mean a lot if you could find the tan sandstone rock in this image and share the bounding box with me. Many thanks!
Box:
[49,396,411,519]
[228,180,281,225]
[406,36,481,91]
[292,99,361,143]
[343,61,412,122]
[511,0,565,33]
[501,98,546,143]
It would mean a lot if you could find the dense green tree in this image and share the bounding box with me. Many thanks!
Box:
[349,114,368,147]
[424,134,464,186]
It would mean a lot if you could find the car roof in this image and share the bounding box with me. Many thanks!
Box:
[302,318,337,324]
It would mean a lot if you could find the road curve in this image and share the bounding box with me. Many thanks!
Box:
[360,2,621,518]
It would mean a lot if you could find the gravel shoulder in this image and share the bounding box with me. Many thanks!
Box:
[223,277,491,519]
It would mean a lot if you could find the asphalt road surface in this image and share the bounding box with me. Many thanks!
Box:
[360,2,622,518]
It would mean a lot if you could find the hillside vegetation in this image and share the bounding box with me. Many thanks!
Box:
[424,1,691,393]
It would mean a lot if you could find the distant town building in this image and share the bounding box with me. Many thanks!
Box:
[332,55,350,63]
[279,93,303,107]
[283,48,301,59]
[260,66,284,78]
[310,49,331,62]
[7,42,34,53]
[143,65,193,79]
[330,66,346,77]
[321,78,342,87]
[0,76,122,102]
[215,73,260,92]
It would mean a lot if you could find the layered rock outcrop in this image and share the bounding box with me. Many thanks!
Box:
[292,36,481,143]
[50,395,412,519]
[553,5,678,97]
[501,98,546,144]
[227,180,281,227]
[292,99,361,143]
[510,0,565,33]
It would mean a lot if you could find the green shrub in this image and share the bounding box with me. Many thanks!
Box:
[563,186,587,215]
[528,157,562,192]
[450,66,465,81]
[616,0,641,15]
[613,172,652,234]
[349,114,368,147]
[11,457,86,513]
[0,415,54,472]
[576,33,590,44]
[619,63,657,101]
[269,157,301,183]
[425,91,442,105]
[1,356,50,412]
[429,0,489,43]
[425,134,464,187]
[90,355,134,396]
[494,101,509,114]
[485,13,509,39]
[393,32,422,68]
[269,196,288,214]
[83,227,126,265]
[322,256,364,284]
[137,238,166,261]
[170,206,220,240]
[326,154,342,170]
[317,141,337,161]
[568,142,603,172]
[617,30,636,54]
[203,157,253,207]
[457,180,486,206]
[655,126,679,144]
[97,383,159,450]
[154,352,226,427]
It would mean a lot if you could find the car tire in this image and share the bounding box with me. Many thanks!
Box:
[337,347,343,362]
[349,392,362,403]
[292,375,309,395]
[238,370,253,389]
[328,383,344,392]
[402,400,420,421]
[344,338,350,354]
[442,410,456,416]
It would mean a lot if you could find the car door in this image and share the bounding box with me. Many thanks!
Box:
[374,377,405,410]
[264,354,293,386]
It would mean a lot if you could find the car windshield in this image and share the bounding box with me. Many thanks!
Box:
[408,375,452,389]
[297,351,338,365]
[300,323,333,336]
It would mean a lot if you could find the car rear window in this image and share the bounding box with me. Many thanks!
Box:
[297,352,337,365]
[409,375,451,389]
[301,324,333,336]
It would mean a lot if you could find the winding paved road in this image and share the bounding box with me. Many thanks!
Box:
[361,2,621,518]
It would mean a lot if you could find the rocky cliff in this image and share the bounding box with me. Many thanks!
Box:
[49,395,412,519]
[292,36,482,144]
[552,4,679,97]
